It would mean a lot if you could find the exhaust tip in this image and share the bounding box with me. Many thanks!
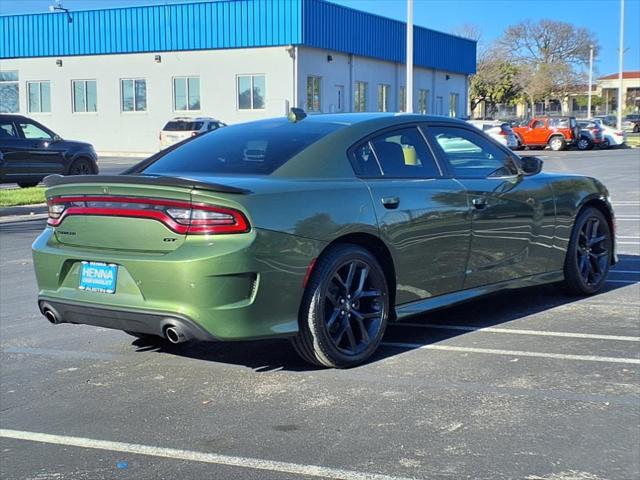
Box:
[165,326,186,344]
[44,309,58,324]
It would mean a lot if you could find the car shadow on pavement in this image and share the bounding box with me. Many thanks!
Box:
[131,254,640,371]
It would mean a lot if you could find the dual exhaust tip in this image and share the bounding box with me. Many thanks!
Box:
[41,303,189,344]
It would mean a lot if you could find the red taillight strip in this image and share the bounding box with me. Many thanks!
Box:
[47,195,249,235]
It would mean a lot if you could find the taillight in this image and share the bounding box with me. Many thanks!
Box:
[615,131,624,136]
[46,196,249,235]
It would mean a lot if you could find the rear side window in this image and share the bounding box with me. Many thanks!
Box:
[0,121,18,138]
[351,127,440,178]
[427,125,518,178]
[143,120,340,176]
[549,118,569,128]
[163,121,204,131]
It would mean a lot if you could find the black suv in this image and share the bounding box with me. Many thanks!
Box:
[0,115,98,188]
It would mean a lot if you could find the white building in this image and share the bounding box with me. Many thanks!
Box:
[0,0,476,153]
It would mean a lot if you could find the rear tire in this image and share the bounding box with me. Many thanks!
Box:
[17,181,39,188]
[563,207,612,295]
[548,136,566,151]
[291,244,389,368]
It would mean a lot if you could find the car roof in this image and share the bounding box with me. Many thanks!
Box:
[0,114,30,121]
[302,112,469,127]
[167,116,219,122]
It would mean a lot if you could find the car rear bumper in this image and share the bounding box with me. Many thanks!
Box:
[32,227,325,341]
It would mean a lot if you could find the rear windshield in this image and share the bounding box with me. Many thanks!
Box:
[143,119,341,176]
[163,121,204,131]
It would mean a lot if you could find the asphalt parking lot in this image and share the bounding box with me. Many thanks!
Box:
[1,148,639,479]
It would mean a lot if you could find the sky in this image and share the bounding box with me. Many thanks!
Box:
[1,0,638,76]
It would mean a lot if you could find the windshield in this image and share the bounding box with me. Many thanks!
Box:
[144,119,341,176]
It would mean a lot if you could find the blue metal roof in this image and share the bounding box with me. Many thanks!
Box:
[0,0,475,74]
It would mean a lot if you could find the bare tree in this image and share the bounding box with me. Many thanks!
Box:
[499,19,598,67]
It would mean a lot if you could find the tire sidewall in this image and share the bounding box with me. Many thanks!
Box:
[549,136,565,151]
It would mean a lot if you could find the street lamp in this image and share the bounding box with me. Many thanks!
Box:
[587,45,593,118]
[617,0,625,129]
[406,0,414,114]
[49,1,72,23]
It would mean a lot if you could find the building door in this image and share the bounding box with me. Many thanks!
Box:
[335,85,344,113]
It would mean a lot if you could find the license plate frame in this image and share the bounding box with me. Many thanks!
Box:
[79,261,118,294]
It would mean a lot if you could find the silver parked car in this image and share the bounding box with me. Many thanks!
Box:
[159,117,226,150]
[467,120,518,149]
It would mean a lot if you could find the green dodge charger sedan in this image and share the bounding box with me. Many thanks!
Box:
[32,113,616,367]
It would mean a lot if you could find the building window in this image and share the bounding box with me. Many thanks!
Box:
[355,81,367,112]
[72,80,97,113]
[306,76,321,112]
[0,71,19,113]
[27,81,51,113]
[399,86,406,112]
[173,77,200,111]
[449,93,459,118]
[436,96,443,115]
[121,79,147,112]
[418,89,429,114]
[237,74,265,110]
[377,84,390,112]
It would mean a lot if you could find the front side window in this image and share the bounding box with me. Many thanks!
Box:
[0,70,19,113]
[306,76,321,112]
[18,121,52,140]
[399,86,406,112]
[121,79,147,112]
[449,93,459,118]
[72,80,97,113]
[354,81,367,112]
[28,81,51,113]
[428,125,518,178]
[418,89,429,114]
[174,77,200,111]
[377,84,390,112]
[238,74,265,110]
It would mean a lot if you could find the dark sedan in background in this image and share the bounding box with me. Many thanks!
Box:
[0,114,98,188]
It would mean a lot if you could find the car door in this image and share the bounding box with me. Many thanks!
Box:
[529,119,548,145]
[424,123,556,289]
[14,120,66,176]
[0,119,24,183]
[351,125,471,305]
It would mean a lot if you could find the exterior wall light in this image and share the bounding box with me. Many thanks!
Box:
[327,55,333,63]
[154,55,162,63]
[56,59,63,67]
[446,74,450,80]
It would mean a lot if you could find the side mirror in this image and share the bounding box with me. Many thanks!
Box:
[51,134,62,143]
[520,156,543,176]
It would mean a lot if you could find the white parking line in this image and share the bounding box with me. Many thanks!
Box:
[610,270,640,274]
[390,323,640,342]
[0,429,417,480]
[607,279,639,284]
[380,343,640,365]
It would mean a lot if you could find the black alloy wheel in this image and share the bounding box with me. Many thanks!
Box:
[564,207,612,295]
[292,244,389,368]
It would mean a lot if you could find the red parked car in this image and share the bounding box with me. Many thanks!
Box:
[513,116,581,151]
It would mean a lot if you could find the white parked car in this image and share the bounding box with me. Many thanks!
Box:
[467,120,518,149]
[591,116,627,147]
[159,117,226,150]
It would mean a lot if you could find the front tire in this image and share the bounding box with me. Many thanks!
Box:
[68,157,94,176]
[577,136,592,151]
[291,244,389,368]
[563,207,612,295]
[548,136,566,151]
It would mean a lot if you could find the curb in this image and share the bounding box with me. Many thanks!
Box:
[97,151,154,158]
[0,203,47,218]
[0,213,48,224]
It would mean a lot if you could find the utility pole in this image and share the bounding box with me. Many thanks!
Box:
[587,45,593,118]
[406,0,414,113]
[617,0,625,130]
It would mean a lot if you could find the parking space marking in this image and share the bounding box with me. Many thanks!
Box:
[389,323,640,342]
[607,279,639,284]
[0,429,417,480]
[380,343,640,364]
[610,270,640,274]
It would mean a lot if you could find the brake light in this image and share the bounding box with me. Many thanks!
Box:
[498,130,508,136]
[46,196,250,235]
[615,131,624,136]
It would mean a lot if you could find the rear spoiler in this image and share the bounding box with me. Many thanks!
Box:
[42,174,251,195]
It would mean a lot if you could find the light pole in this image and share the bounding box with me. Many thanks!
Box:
[617,0,625,130]
[406,0,414,113]
[587,45,593,118]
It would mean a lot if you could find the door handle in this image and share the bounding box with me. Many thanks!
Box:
[381,196,400,209]
[472,197,487,210]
